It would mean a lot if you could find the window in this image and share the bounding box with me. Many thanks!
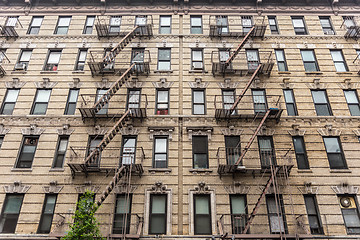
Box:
[330,50,348,72]
[0,136,3,150]
[311,90,332,116]
[190,16,202,34]
[275,49,288,72]
[216,16,229,34]
[343,16,356,28]
[16,49,32,70]
[96,88,109,115]
[158,48,171,71]
[192,136,208,169]
[0,194,24,233]
[283,89,298,116]
[135,16,147,34]
[74,49,87,71]
[113,194,131,234]
[156,89,169,115]
[242,16,253,33]
[37,194,57,233]
[127,89,141,110]
[339,195,360,234]
[16,136,39,168]
[83,16,95,34]
[266,195,287,234]
[258,136,275,168]
[319,16,335,35]
[323,137,346,169]
[194,194,211,235]
[225,136,240,165]
[304,195,323,234]
[31,89,51,115]
[292,16,308,35]
[54,16,71,34]
[109,16,121,33]
[87,135,103,167]
[192,89,206,115]
[159,16,171,34]
[0,49,6,63]
[5,16,18,27]
[268,16,279,34]
[246,49,260,72]
[293,136,309,169]
[230,195,247,234]
[344,90,360,116]
[149,194,167,234]
[52,136,69,168]
[153,137,168,168]
[300,50,319,72]
[222,90,236,114]
[131,48,145,72]
[121,136,137,165]
[1,89,19,115]
[27,16,43,35]
[252,89,267,113]
[191,49,204,70]
[64,89,79,115]
[44,50,61,71]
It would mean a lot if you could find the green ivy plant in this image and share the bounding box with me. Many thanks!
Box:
[62,190,104,240]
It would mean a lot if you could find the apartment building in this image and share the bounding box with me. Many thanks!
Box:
[0,0,359,239]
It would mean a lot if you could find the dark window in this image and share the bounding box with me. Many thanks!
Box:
[275,49,288,71]
[230,195,247,234]
[292,16,308,35]
[190,16,202,34]
[1,89,19,115]
[27,16,43,35]
[121,136,137,165]
[54,16,71,34]
[83,16,95,34]
[0,194,24,233]
[113,194,131,234]
[191,49,204,70]
[311,90,332,116]
[153,137,168,168]
[283,89,298,116]
[323,137,347,169]
[52,136,69,168]
[156,89,169,115]
[293,136,309,169]
[16,49,32,70]
[64,89,79,115]
[31,89,51,115]
[225,136,241,165]
[44,50,61,71]
[319,16,335,35]
[0,49,6,63]
[304,195,323,234]
[222,90,236,113]
[339,195,360,234]
[258,136,275,168]
[266,195,287,234]
[330,50,348,72]
[192,136,208,169]
[158,48,171,71]
[268,16,279,34]
[300,50,319,72]
[344,90,360,116]
[216,16,229,34]
[242,16,253,33]
[159,16,171,34]
[0,136,3,150]
[37,194,57,233]
[75,49,87,71]
[246,49,260,72]
[194,194,211,235]
[16,136,39,168]
[252,89,267,113]
[192,89,206,115]
[109,16,121,33]
[87,135,103,167]
[149,194,167,234]
[96,88,109,115]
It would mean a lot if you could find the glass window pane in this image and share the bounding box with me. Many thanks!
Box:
[312,91,327,103]
[6,17,18,27]
[160,16,171,26]
[195,195,209,214]
[5,90,19,102]
[20,51,32,62]
[151,195,166,214]
[32,17,43,27]
[48,52,61,64]
[191,17,202,26]
[44,196,56,213]
[193,105,204,114]
[324,138,341,153]
[155,138,167,153]
[259,138,271,150]
[150,215,166,233]
[195,215,211,234]
[315,105,331,116]
[304,196,317,214]
[334,62,347,72]
[192,51,202,61]
[110,17,121,26]
[157,91,168,102]
[159,49,171,60]
[343,209,360,227]
[78,51,87,62]
[304,62,317,72]
[344,91,359,104]
[69,90,79,103]
[283,90,294,103]
[135,17,147,25]
[58,17,71,26]
[349,105,360,116]
[191,28,202,34]
[36,90,51,102]
[293,137,304,153]
[4,196,23,213]
[331,51,344,61]
[193,91,204,103]
[58,139,68,152]
[293,18,304,27]
[242,18,252,26]
[86,16,95,26]
[194,154,207,168]
[275,50,284,62]
[247,50,259,61]
[231,195,246,214]
[116,195,130,214]
[158,62,170,70]
[301,50,315,61]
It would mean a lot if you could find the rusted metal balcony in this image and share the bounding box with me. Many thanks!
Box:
[109,214,143,239]
[88,50,151,77]
[341,17,360,39]
[78,93,148,119]
[0,51,10,77]
[214,94,282,120]
[95,15,153,38]
[217,147,293,176]
[67,146,145,177]
[209,16,266,38]
[354,53,360,75]
[212,50,274,77]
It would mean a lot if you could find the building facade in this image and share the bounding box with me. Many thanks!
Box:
[0,0,360,239]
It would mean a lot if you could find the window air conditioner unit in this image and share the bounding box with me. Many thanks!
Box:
[193,62,203,70]
[14,63,26,71]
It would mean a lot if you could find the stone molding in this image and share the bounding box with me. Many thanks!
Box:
[95,78,112,89]
[224,182,250,194]
[0,124,10,135]
[68,78,83,88]
[317,124,341,136]
[5,78,26,89]
[148,127,174,141]
[257,126,275,136]
[297,182,319,195]
[21,124,45,135]
[251,78,266,89]
[152,78,174,89]
[260,185,285,194]
[43,181,63,194]
[120,125,139,136]
[193,181,211,194]
[220,126,243,136]
[4,181,30,194]
[57,124,74,135]
[87,125,108,136]
[114,183,137,194]
[306,78,327,89]
[288,124,306,136]
[125,78,144,89]
[337,79,359,90]
[280,78,294,89]
[188,78,209,89]
[34,78,57,89]
[75,181,100,194]
[331,184,359,195]
[149,181,169,194]
[217,79,239,89]
[186,126,213,140]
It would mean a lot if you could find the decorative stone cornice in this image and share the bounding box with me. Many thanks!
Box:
[186,126,213,140]
[148,127,174,141]
[21,124,45,135]
[75,181,100,194]
[152,78,174,89]
[5,78,26,89]
[0,124,10,135]
[193,181,211,194]
[114,183,137,194]
[34,78,57,89]
[68,78,83,89]
[306,78,327,89]
[257,126,275,136]
[288,124,306,136]
[87,125,107,136]
[279,78,294,89]
[317,124,341,136]
[57,124,74,135]
[220,126,243,136]
[120,125,139,136]
[43,181,63,194]
[251,78,266,89]
[331,183,359,195]
[125,78,144,89]
[4,181,30,194]
[217,78,239,89]
[188,78,209,89]
[297,182,319,195]
[337,79,359,90]
[260,185,285,194]
[95,78,112,89]
[224,182,250,194]
[149,182,169,194]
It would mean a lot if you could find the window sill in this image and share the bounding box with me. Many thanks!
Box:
[148,168,172,173]
[278,71,291,74]
[189,70,208,73]
[336,72,352,75]
[40,71,58,74]
[189,168,213,173]
[297,169,313,173]
[330,169,351,173]
[154,70,173,73]
[49,168,65,172]
[11,70,27,74]
[72,71,85,74]
[11,168,32,172]
[305,71,323,75]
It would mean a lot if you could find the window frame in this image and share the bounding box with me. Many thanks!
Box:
[126,88,141,110]
[15,136,39,169]
[157,48,171,71]
[339,195,360,234]
[52,136,69,168]
[27,16,43,35]
[215,16,229,34]
[0,135,4,150]
[74,48,88,71]
[266,194,288,234]
[193,194,212,235]
[155,89,169,115]
[54,16,71,34]
[64,88,79,115]
[229,194,248,234]
[113,194,132,234]
[319,16,335,35]
[257,136,276,168]
[149,194,167,234]
[344,90,360,116]
[252,89,268,114]
[37,194,57,234]
[16,49,32,70]
[190,16,203,34]
[268,16,279,34]
[159,16,171,34]
[96,88,109,115]
[192,89,206,115]
[191,49,204,70]
[304,195,323,234]
[275,49,288,72]
[292,136,309,169]
[120,135,137,165]
[0,88,20,115]
[86,135,103,167]
[152,136,169,168]
[109,16,122,33]
[0,194,24,233]
[283,89,298,116]
[300,49,320,72]
[330,49,349,72]
[311,90,333,116]
[43,49,62,71]
[83,16,95,34]
[192,135,209,169]
[30,89,52,115]
[291,16,308,35]
[323,137,347,169]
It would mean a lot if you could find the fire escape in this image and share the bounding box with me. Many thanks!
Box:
[0,16,21,39]
[341,17,360,75]
[0,50,10,77]
[66,15,153,239]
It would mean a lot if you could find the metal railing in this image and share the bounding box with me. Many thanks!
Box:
[0,17,22,38]
[218,214,249,235]
[354,53,360,75]
[111,213,143,237]
[0,50,10,77]
[341,16,360,38]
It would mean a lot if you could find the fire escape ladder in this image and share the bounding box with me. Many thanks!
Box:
[242,166,281,234]
[93,63,136,114]
[102,26,139,65]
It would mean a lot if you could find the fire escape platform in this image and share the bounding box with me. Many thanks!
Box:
[0,26,19,38]
[221,233,313,239]
[0,65,6,77]
[218,164,293,176]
